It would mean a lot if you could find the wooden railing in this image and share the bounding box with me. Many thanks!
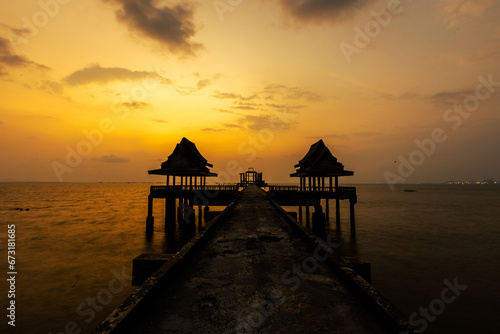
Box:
[268,185,356,194]
[150,184,239,193]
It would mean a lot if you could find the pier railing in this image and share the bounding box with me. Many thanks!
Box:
[268,184,356,194]
[150,184,239,196]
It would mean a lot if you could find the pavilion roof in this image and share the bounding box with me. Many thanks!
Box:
[148,138,218,176]
[290,139,354,177]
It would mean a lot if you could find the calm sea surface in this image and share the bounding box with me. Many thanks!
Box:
[0,183,499,333]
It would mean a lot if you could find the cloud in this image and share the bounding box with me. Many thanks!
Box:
[238,114,296,132]
[277,0,376,25]
[214,108,241,115]
[430,89,475,105]
[224,123,242,129]
[121,101,151,109]
[0,37,50,74]
[153,119,168,123]
[63,64,169,86]
[106,0,203,56]
[437,0,496,28]
[38,80,64,95]
[196,79,211,90]
[263,83,324,102]
[201,127,224,132]
[433,42,500,67]
[91,154,130,163]
[213,90,257,101]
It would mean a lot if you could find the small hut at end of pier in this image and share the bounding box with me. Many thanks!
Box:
[290,139,357,234]
[239,167,267,187]
[146,138,218,233]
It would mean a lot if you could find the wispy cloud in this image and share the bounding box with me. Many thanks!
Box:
[437,0,496,28]
[238,114,296,132]
[38,80,64,95]
[277,0,376,25]
[201,127,224,132]
[176,75,215,95]
[0,37,50,75]
[213,90,257,101]
[433,42,500,67]
[121,101,151,109]
[91,154,129,163]
[430,89,475,105]
[262,83,324,102]
[63,64,170,86]
[105,0,203,56]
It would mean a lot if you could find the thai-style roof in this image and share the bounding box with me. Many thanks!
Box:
[290,139,354,177]
[148,138,218,176]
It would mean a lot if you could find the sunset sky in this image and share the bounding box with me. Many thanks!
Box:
[1,0,499,184]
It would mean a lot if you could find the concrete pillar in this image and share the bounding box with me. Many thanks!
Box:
[335,176,340,229]
[312,203,326,237]
[146,195,154,234]
[165,198,176,231]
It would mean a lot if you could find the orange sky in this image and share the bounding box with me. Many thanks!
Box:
[1,0,500,185]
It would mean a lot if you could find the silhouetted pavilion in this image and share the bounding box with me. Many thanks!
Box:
[239,167,267,187]
[146,138,219,233]
[148,137,217,187]
[291,139,353,191]
[290,139,356,233]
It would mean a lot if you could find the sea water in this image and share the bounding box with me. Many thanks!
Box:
[0,183,498,333]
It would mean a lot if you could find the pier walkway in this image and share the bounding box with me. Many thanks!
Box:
[106,185,396,333]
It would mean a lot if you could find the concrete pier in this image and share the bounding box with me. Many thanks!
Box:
[93,185,414,333]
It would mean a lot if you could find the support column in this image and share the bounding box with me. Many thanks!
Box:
[312,202,326,237]
[335,176,340,229]
[165,197,176,231]
[298,205,303,223]
[146,195,154,233]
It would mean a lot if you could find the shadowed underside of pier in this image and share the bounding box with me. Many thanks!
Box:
[114,185,389,333]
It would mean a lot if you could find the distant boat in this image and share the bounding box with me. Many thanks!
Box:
[403,189,417,192]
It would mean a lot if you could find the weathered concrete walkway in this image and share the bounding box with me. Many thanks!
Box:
[117,185,387,333]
